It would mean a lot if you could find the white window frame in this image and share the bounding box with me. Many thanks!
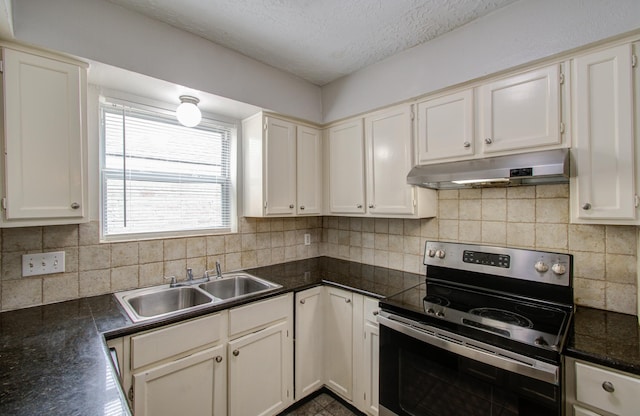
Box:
[99,94,238,242]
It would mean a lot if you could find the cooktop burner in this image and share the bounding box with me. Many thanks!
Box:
[423,294,450,306]
[469,307,534,328]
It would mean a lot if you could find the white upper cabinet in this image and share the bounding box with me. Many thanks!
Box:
[296,125,323,215]
[0,46,88,227]
[327,118,366,214]
[326,106,436,218]
[242,113,322,217]
[479,64,563,154]
[570,42,639,224]
[416,89,475,163]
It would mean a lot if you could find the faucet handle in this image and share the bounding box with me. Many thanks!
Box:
[164,276,177,286]
[186,268,193,280]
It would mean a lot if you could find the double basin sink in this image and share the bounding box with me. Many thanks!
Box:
[115,273,282,323]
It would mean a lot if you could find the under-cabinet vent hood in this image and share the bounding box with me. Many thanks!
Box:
[407,149,569,189]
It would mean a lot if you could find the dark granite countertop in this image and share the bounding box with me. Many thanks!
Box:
[3,256,639,416]
[565,305,640,376]
[0,256,421,416]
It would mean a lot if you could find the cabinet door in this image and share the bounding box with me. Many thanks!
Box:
[295,287,324,400]
[571,44,637,223]
[328,119,366,214]
[297,125,322,215]
[2,48,86,221]
[265,117,297,215]
[479,64,562,154]
[416,89,474,163]
[132,344,226,416]
[363,320,379,416]
[324,287,354,400]
[364,105,415,215]
[228,320,293,416]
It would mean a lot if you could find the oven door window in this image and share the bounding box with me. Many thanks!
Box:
[380,325,559,416]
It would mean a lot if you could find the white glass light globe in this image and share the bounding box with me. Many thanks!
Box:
[176,96,202,127]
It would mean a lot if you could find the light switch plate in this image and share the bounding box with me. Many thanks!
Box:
[22,251,66,277]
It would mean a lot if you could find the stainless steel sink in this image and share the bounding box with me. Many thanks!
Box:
[198,273,281,299]
[114,272,281,322]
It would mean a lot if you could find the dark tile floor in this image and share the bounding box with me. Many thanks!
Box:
[278,392,361,416]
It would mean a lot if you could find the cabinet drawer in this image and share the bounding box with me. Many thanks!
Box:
[575,361,640,415]
[363,297,380,324]
[131,313,224,370]
[229,293,291,338]
[573,405,602,416]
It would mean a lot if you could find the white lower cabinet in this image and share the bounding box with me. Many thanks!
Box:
[228,320,292,416]
[295,286,379,415]
[133,344,226,416]
[565,356,640,416]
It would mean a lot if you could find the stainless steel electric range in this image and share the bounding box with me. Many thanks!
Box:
[379,241,573,416]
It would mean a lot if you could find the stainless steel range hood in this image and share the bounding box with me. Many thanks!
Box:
[407,149,569,189]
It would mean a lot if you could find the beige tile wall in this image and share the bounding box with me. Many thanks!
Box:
[1,184,637,315]
[321,184,639,315]
[0,217,321,311]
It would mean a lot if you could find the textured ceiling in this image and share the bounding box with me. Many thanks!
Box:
[107,0,519,86]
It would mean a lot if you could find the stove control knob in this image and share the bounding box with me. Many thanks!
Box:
[426,308,435,315]
[436,311,445,317]
[534,336,549,346]
[427,249,436,257]
[435,250,446,259]
[551,263,566,275]
[534,261,549,273]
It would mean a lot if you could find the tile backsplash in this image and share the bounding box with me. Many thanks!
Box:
[322,184,639,316]
[0,184,638,315]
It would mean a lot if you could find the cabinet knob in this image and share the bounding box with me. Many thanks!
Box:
[215,356,223,363]
[300,299,306,304]
[289,204,295,209]
[233,350,240,357]
[602,381,615,393]
[300,205,305,210]
[368,204,374,209]
[484,138,493,144]
[372,310,379,316]
[582,203,592,210]
[463,141,471,148]
[345,298,351,304]
[71,202,80,209]
[357,204,363,209]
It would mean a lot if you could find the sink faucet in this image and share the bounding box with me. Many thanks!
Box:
[215,261,222,279]
[186,268,194,281]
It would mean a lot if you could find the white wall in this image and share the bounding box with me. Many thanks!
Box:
[10,0,323,124]
[321,0,640,123]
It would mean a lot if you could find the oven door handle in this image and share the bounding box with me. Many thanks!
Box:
[378,312,559,385]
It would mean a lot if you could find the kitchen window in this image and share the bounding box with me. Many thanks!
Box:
[100,98,236,240]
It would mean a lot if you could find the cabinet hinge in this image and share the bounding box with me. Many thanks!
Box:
[631,53,638,68]
[635,194,639,208]
[560,122,565,134]
[1,197,6,210]
[264,201,268,209]
[559,72,565,85]
[410,110,415,121]
[413,199,417,207]
[128,385,134,402]
[364,392,367,401]
[0,60,3,73]
[287,389,290,398]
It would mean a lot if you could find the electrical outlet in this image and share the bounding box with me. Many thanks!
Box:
[304,233,311,245]
[22,251,66,277]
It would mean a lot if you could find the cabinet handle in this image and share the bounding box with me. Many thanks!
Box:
[373,310,379,316]
[357,204,363,209]
[368,204,374,209]
[300,299,306,304]
[71,202,80,209]
[463,141,471,148]
[289,204,295,209]
[484,138,493,144]
[582,203,592,210]
[345,298,351,304]
[215,356,223,363]
[300,205,305,210]
[233,350,240,357]
[602,381,615,393]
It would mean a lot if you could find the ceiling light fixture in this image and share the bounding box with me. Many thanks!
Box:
[176,95,202,127]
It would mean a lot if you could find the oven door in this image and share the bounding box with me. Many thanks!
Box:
[378,313,561,416]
